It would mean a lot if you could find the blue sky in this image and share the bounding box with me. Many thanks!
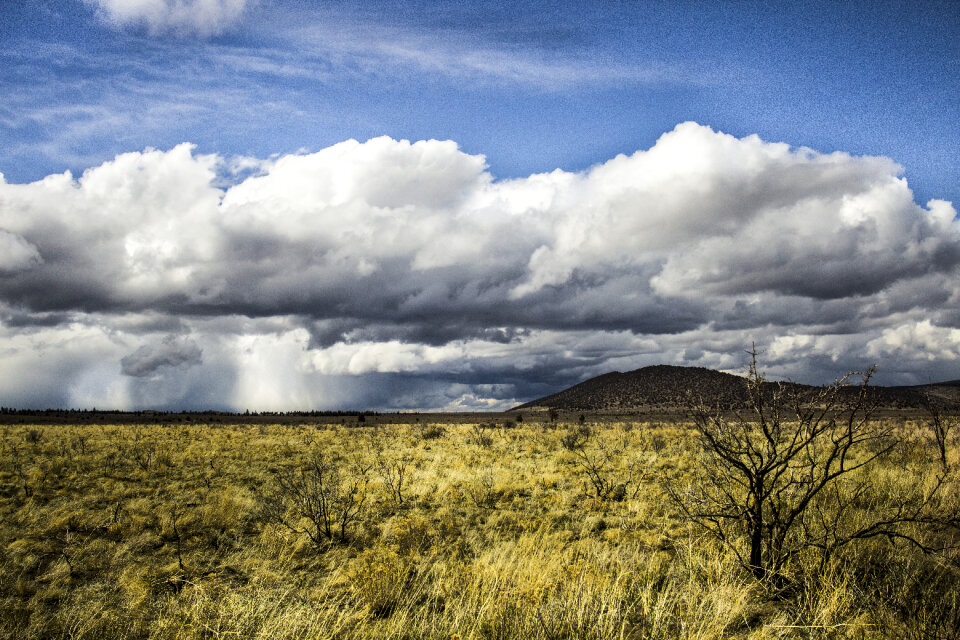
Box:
[4,1,958,202]
[0,0,959,411]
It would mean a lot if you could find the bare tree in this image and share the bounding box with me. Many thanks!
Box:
[265,451,368,546]
[559,424,591,451]
[571,441,627,501]
[465,468,499,510]
[373,444,411,506]
[922,396,957,472]
[470,422,495,447]
[670,347,955,581]
[563,427,639,501]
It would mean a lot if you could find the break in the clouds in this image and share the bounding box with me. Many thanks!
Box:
[88,0,251,37]
[0,123,958,410]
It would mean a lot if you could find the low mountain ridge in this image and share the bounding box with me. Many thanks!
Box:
[515,364,960,412]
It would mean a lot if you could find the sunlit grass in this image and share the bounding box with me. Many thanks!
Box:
[0,418,956,638]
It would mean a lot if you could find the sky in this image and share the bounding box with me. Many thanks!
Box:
[1,0,959,411]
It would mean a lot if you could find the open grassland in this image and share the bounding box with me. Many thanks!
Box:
[0,418,957,639]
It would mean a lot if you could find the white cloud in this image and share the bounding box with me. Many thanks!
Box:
[1,123,959,409]
[285,18,686,90]
[89,0,251,37]
[0,230,42,273]
[867,320,960,362]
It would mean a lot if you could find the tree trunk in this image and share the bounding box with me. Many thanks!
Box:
[750,486,765,579]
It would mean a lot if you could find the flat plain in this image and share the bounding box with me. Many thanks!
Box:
[0,412,957,639]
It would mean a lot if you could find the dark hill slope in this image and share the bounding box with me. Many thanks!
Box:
[515,365,960,412]
[515,365,755,411]
[913,380,960,405]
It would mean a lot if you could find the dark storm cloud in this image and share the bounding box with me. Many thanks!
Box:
[306,319,530,350]
[1,125,958,409]
[124,357,238,411]
[120,336,203,377]
[0,308,74,328]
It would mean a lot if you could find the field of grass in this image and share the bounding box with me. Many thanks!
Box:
[0,417,957,639]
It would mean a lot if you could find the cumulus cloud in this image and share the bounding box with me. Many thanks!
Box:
[0,123,958,409]
[867,320,960,362]
[0,230,42,273]
[89,0,251,37]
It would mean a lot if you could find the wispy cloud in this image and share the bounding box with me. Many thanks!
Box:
[0,38,307,179]
[1,3,731,181]
[284,17,718,90]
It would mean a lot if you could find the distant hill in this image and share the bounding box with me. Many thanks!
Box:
[514,365,960,412]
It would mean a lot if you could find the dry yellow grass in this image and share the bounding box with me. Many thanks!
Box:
[0,418,956,639]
